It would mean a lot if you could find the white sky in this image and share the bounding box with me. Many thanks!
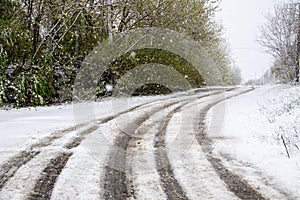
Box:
[218,0,288,82]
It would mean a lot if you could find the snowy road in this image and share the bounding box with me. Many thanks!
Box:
[0,87,295,200]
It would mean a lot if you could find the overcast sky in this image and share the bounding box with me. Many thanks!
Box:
[218,0,288,82]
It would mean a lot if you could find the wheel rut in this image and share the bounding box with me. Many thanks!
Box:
[0,124,89,191]
[129,90,233,199]
[1,88,259,200]
[0,93,180,195]
[27,153,72,200]
[25,93,202,199]
[195,88,268,200]
[0,124,100,199]
[154,103,191,200]
[103,100,181,199]
[0,151,40,190]
[103,90,228,200]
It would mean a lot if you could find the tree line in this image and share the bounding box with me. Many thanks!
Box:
[0,0,241,107]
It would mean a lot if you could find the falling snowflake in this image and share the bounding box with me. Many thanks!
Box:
[105,84,114,92]
[130,51,136,58]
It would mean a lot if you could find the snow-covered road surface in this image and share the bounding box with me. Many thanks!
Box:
[0,86,299,199]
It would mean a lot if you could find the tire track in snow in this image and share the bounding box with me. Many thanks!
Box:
[4,91,202,199]
[0,150,65,199]
[165,99,239,200]
[195,88,268,199]
[219,152,297,200]
[101,92,218,199]
[127,118,168,200]
[97,87,234,126]
[103,100,182,199]
[0,151,40,190]
[103,90,230,199]
[1,90,205,198]
[153,102,190,200]
[141,90,233,199]
[64,125,100,149]
[24,99,167,198]
[97,88,221,125]
[27,153,72,200]
[23,124,100,200]
[0,126,81,191]
[0,88,233,199]
[0,123,95,190]
[42,92,214,199]
[0,124,98,199]
[0,92,184,191]
[0,92,180,194]
[30,125,85,149]
[126,102,191,200]
[0,88,225,179]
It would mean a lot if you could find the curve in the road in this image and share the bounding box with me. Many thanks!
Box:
[0,88,209,199]
[102,90,229,199]
[0,87,267,200]
[195,88,268,200]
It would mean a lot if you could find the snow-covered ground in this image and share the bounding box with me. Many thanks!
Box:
[1,85,299,199]
[207,85,300,199]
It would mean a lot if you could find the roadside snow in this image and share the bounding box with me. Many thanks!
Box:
[207,85,300,199]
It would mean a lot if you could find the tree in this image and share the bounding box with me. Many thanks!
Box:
[258,1,300,83]
[112,0,221,47]
[0,0,239,106]
[0,0,109,105]
[110,0,239,85]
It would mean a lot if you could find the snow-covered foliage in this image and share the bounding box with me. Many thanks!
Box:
[0,0,240,107]
[259,85,300,156]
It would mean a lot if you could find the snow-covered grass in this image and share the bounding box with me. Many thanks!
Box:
[207,85,300,199]
[259,85,300,156]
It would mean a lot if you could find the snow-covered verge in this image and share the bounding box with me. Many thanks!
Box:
[207,85,300,199]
